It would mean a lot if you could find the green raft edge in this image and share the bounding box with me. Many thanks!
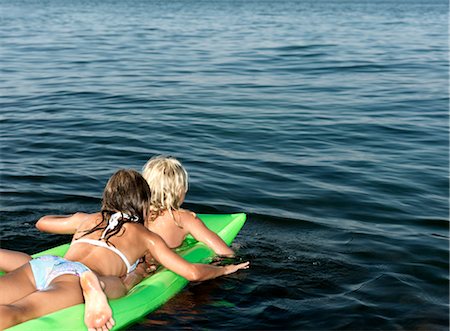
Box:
[5,213,247,331]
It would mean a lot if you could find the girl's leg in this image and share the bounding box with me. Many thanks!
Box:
[0,270,114,331]
[0,249,32,272]
[0,263,36,304]
[80,271,115,330]
[0,274,85,329]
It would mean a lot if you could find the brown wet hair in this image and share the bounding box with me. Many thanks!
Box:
[83,169,151,244]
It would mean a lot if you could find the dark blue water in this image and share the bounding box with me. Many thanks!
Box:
[0,0,448,330]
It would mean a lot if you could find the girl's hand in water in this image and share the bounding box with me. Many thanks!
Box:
[223,261,250,275]
[211,255,244,266]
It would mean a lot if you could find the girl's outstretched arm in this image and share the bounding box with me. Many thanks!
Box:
[36,212,97,234]
[147,231,249,282]
[182,211,234,256]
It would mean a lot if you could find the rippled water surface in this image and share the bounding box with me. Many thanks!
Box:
[0,0,449,330]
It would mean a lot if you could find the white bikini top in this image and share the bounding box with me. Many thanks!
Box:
[72,212,140,273]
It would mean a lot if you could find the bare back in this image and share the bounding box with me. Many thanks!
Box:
[144,209,234,257]
[144,210,191,249]
[64,213,152,277]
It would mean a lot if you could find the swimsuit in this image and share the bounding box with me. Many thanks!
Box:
[29,212,140,291]
[71,212,140,273]
[29,255,90,290]
[71,238,139,273]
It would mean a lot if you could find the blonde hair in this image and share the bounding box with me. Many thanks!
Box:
[142,155,188,226]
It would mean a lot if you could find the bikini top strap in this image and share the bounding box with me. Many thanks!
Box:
[100,212,139,240]
[72,238,134,273]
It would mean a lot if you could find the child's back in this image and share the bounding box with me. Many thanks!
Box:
[142,156,233,256]
[145,209,199,248]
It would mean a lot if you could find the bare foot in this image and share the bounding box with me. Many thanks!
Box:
[80,271,115,331]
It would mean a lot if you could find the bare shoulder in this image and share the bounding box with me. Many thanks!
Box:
[125,222,156,239]
[74,211,99,221]
[135,224,166,247]
[178,209,198,221]
[74,212,102,230]
[177,209,201,228]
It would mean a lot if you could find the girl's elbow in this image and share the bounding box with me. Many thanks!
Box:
[185,265,202,281]
[35,215,56,232]
[35,217,47,231]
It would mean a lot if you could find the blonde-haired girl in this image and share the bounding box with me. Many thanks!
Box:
[142,155,234,256]
[143,155,188,226]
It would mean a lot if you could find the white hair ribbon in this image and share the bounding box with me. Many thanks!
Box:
[100,212,139,239]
